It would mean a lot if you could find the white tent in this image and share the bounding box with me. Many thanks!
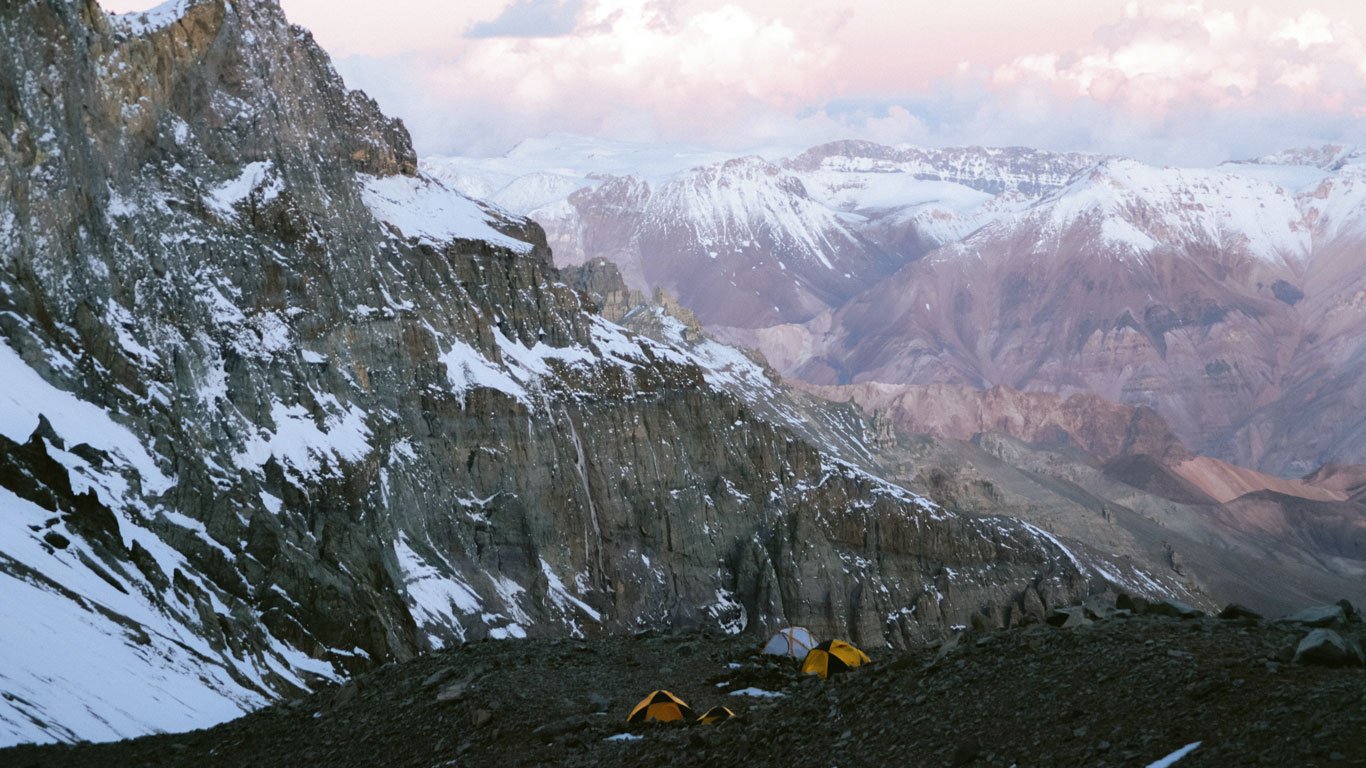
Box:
[762,626,817,658]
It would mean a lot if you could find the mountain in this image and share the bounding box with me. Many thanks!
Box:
[799,380,1366,612]
[794,154,1366,476]
[446,138,1366,477]
[0,0,1157,746]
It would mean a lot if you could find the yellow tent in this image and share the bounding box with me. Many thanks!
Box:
[627,690,693,723]
[800,639,871,679]
[697,705,736,725]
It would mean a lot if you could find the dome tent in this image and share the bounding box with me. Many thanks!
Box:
[627,690,693,723]
[800,639,871,679]
[762,626,817,659]
[697,705,737,724]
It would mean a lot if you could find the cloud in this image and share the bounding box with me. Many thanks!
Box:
[337,0,840,155]
[466,0,584,38]
[991,3,1366,121]
[325,0,1366,164]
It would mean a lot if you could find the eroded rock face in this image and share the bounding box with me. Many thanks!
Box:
[0,0,1132,745]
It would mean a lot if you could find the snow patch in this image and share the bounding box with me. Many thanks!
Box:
[730,687,786,698]
[359,174,531,252]
[393,534,481,648]
[0,339,171,494]
[109,0,192,35]
[440,339,529,406]
[235,401,371,481]
[205,161,282,218]
[1146,741,1202,768]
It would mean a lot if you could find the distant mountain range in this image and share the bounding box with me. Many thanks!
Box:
[434,138,1366,476]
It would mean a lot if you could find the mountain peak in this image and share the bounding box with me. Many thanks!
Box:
[1242,144,1362,171]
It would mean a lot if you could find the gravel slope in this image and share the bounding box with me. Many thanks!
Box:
[4,602,1364,768]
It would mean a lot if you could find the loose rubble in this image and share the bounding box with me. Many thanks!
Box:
[4,595,1362,768]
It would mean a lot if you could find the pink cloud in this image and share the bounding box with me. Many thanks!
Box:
[992,2,1366,118]
[98,1,1366,162]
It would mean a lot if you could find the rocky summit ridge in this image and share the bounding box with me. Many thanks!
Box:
[0,0,1173,746]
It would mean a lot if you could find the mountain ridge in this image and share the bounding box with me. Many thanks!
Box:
[440,136,1366,475]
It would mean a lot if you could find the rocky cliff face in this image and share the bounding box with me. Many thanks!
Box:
[0,0,1153,746]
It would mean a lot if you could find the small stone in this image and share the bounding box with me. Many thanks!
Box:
[436,677,470,703]
[951,740,981,766]
[329,681,358,709]
[533,715,589,739]
[422,668,455,689]
[471,709,493,727]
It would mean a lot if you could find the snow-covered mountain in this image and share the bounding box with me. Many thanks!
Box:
[794,151,1366,474]
[426,138,1106,331]
[1,0,1159,747]
[444,137,1366,475]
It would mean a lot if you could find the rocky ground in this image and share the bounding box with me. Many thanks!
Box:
[4,597,1363,768]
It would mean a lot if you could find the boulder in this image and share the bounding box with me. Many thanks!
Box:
[533,715,591,739]
[1217,604,1262,621]
[436,675,474,704]
[1046,607,1093,628]
[969,612,996,634]
[1292,629,1364,667]
[1116,594,1149,614]
[1145,600,1203,620]
[1279,605,1346,629]
[1337,599,1360,624]
[1083,595,1116,620]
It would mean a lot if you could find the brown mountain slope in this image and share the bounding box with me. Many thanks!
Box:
[802,379,1366,612]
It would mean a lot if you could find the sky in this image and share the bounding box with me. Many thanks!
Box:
[102,0,1366,164]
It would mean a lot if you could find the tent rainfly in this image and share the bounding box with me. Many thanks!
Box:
[762,626,817,659]
[800,639,871,679]
[627,690,693,723]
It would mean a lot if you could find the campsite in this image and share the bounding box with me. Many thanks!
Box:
[8,599,1364,768]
